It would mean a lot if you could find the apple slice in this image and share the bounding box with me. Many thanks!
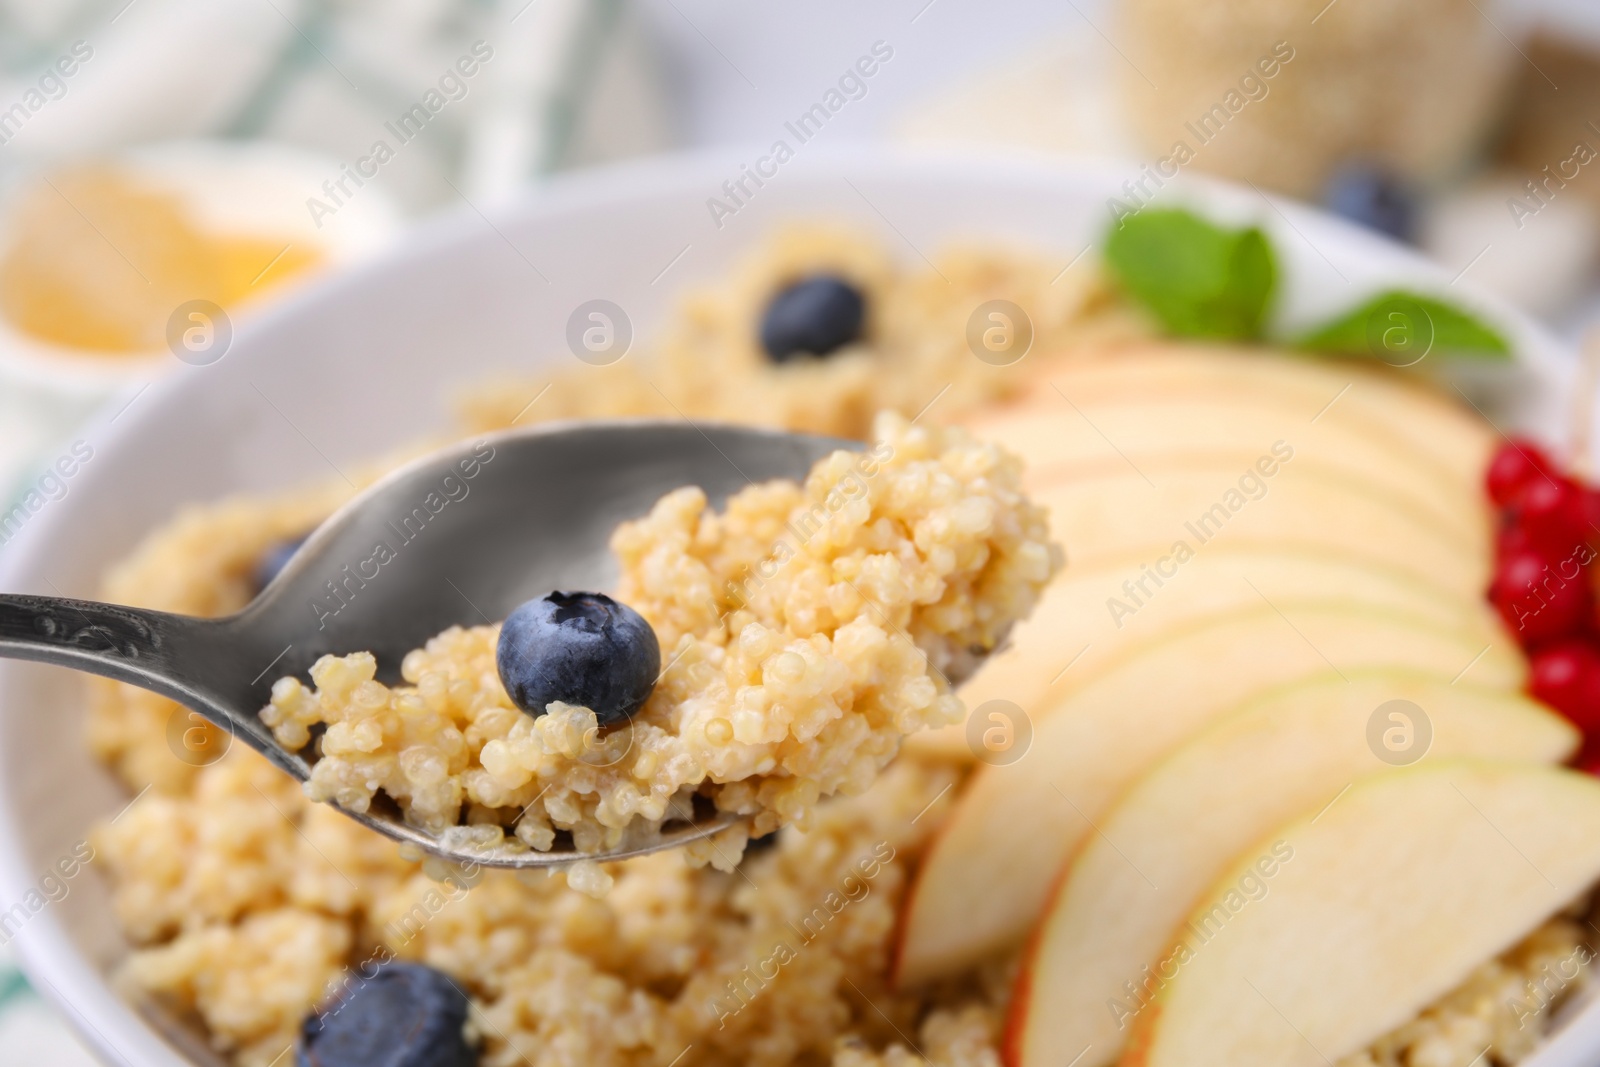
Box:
[1026,461,1486,597]
[1027,344,1494,483]
[892,603,1522,987]
[1005,671,1578,1067]
[909,549,1506,762]
[962,395,1489,542]
[1117,761,1600,1067]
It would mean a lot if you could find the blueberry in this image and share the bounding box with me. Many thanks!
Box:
[759,275,866,362]
[253,533,308,594]
[1322,165,1417,243]
[496,591,660,726]
[298,962,477,1067]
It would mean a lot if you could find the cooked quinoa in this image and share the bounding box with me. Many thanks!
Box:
[454,226,1147,440]
[257,414,1060,877]
[99,750,988,1067]
[1337,902,1599,1067]
[82,229,1594,1067]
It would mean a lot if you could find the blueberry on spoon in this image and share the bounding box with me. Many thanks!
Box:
[253,532,309,594]
[496,591,660,726]
[298,962,477,1067]
[759,275,866,362]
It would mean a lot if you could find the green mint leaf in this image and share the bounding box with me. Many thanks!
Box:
[1297,290,1512,363]
[1104,209,1276,341]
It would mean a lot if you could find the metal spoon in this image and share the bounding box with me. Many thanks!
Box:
[0,420,854,869]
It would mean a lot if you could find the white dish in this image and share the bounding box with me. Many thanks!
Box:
[0,146,1589,1066]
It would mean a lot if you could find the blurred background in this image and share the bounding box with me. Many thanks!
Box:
[2,0,1600,1054]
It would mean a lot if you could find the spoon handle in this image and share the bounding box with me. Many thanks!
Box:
[0,593,203,685]
[0,593,303,777]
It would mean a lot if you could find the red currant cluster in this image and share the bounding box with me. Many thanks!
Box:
[1487,439,1600,769]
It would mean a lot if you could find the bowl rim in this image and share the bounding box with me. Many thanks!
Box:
[0,142,1586,1067]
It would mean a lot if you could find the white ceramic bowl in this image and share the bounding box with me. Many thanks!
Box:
[0,147,1592,1066]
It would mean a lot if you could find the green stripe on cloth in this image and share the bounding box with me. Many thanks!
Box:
[0,967,35,1014]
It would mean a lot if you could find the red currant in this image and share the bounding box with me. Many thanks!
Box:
[1576,742,1600,776]
[1583,486,1600,542]
[1490,547,1592,646]
[1487,438,1555,508]
[1495,521,1533,562]
[1513,475,1594,560]
[1531,640,1600,734]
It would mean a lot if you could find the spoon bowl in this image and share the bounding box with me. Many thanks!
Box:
[0,420,853,867]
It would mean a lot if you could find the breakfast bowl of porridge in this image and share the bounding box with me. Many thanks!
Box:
[3,148,1600,1067]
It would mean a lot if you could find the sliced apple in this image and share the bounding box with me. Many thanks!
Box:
[1116,761,1600,1067]
[1026,343,1494,483]
[1025,460,1486,596]
[893,603,1522,987]
[1005,671,1577,1067]
[962,395,1489,542]
[908,549,1507,762]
